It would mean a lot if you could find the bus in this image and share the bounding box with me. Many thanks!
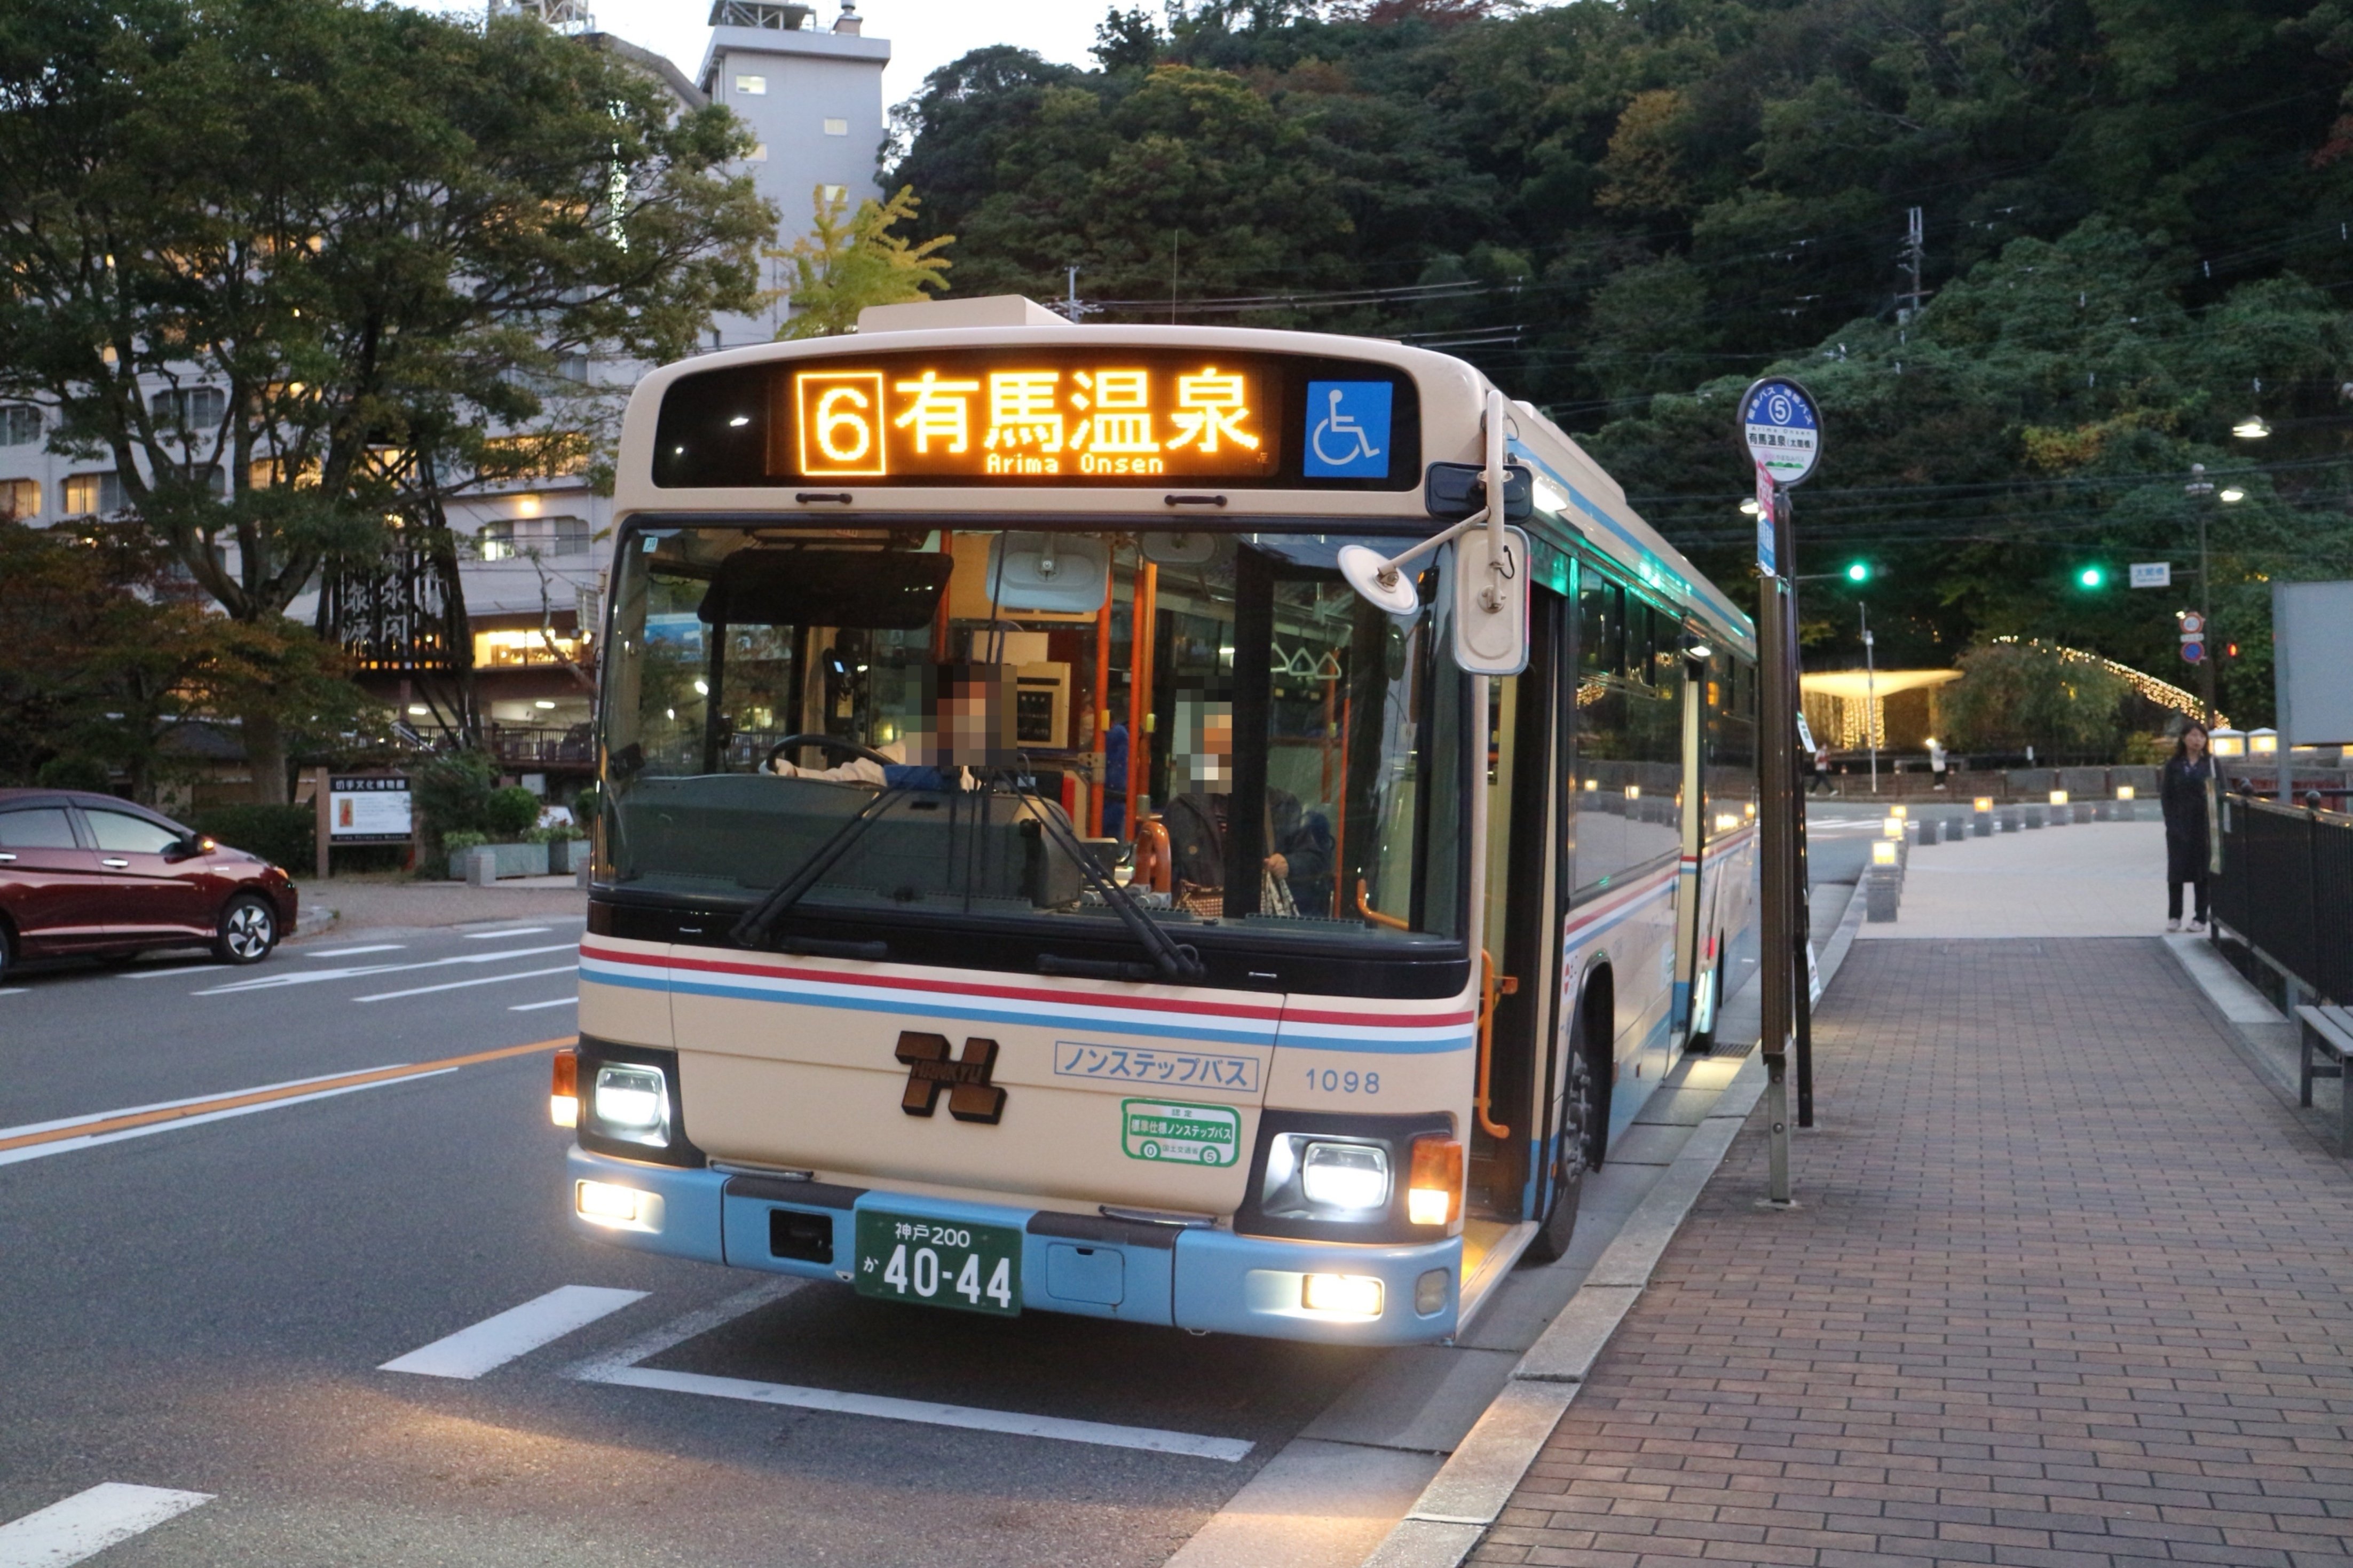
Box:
[554,296,1759,1343]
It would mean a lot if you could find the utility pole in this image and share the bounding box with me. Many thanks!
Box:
[1063,265,1085,324]
[1896,206,1928,323]
[1861,604,1878,792]
[2185,464,2217,726]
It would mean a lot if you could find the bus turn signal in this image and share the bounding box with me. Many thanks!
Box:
[551,1049,579,1128]
[1408,1134,1463,1226]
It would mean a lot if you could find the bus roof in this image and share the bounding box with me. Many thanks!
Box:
[613,304,1755,656]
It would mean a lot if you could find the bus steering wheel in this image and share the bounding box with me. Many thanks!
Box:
[765,733,898,771]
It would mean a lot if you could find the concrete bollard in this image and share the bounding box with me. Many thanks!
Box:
[1946,815,1965,842]
[575,859,591,890]
[1866,869,1901,922]
[1974,812,1993,837]
[1911,819,1934,850]
[2075,802,2094,825]
[1999,808,2020,832]
[2117,798,2137,821]
[2025,805,2045,829]
[465,846,499,887]
[2093,799,2113,821]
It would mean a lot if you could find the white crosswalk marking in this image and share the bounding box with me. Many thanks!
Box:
[380,1285,648,1380]
[0,1483,211,1567]
[509,996,578,1011]
[465,926,552,940]
[301,944,405,958]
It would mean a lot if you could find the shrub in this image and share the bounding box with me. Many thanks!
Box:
[484,785,542,838]
[571,784,601,823]
[1940,640,2127,761]
[413,750,495,841]
[440,829,489,854]
[192,804,313,870]
[34,755,112,791]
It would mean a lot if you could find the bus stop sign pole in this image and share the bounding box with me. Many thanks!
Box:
[1741,377,1821,1208]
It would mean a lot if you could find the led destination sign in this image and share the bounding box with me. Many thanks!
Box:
[650,349,1420,492]
[781,358,1273,481]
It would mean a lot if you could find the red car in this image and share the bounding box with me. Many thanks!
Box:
[0,788,298,982]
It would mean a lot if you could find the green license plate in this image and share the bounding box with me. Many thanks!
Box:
[852,1209,1022,1317]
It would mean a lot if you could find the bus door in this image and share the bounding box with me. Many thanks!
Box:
[1675,634,1708,1041]
[1467,584,1566,1230]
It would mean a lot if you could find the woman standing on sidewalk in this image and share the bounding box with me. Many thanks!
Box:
[2161,722,2216,932]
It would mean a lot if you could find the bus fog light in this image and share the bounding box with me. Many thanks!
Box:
[1415,1268,1450,1316]
[590,1063,670,1146]
[1300,1142,1388,1211]
[1301,1273,1383,1317]
[575,1180,642,1225]
[1407,1134,1463,1226]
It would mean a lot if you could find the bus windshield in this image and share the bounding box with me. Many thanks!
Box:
[599,525,1466,953]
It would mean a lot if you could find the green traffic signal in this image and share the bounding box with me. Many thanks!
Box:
[2076,565,2106,589]
[1844,561,1870,582]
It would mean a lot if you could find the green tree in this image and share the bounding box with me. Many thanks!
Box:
[771,185,953,340]
[1938,640,2129,760]
[0,0,772,796]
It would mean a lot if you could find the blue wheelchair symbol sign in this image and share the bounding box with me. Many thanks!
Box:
[1304,382,1392,479]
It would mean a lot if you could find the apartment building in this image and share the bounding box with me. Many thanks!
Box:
[0,0,887,794]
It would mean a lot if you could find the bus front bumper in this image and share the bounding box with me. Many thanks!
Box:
[565,1147,1463,1344]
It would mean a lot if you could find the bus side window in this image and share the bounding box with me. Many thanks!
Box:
[1578,575,1621,678]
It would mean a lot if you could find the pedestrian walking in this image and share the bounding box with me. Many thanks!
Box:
[1927,737,1948,788]
[2161,722,2216,932]
[1808,742,1835,795]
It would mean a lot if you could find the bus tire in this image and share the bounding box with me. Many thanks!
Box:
[1684,945,1724,1052]
[1523,1044,1591,1263]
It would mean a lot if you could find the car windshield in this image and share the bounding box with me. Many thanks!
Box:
[598,525,1467,950]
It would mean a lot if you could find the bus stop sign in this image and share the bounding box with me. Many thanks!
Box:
[1739,377,1822,488]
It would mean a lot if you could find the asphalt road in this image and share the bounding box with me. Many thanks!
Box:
[0,917,1404,1567]
[0,810,1871,1567]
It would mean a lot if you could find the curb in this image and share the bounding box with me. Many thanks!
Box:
[2160,933,2346,1157]
[1359,885,1868,1568]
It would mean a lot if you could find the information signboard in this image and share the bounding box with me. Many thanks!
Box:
[1739,377,1822,488]
[328,775,413,844]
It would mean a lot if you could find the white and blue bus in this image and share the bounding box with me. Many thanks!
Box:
[554,297,1758,1342]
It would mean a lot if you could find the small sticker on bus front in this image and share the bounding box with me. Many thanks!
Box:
[1120,1099,1242,1166]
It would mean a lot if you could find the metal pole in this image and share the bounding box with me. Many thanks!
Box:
[1780,492,1814,1130]
[1756,492,1797,1205]
[1862,604,1878,793]
[2199,504,2216,728]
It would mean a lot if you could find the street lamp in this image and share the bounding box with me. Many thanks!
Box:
[2218,486,2245,503]
[2232,415,2271,439]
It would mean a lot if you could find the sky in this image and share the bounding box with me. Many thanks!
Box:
[407,1,1115,108]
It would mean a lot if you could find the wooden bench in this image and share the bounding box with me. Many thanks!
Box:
[2294,1004,2353,1157]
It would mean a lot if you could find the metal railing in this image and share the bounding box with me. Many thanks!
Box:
[2213,795,2353,1006]
[485,723,595,767]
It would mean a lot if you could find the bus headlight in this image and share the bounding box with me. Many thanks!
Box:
[1301,1273,1384,1317]
[1299,1142,1389,1211]
[590,1063,672,1146]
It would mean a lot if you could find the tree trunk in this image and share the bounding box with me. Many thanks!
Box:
[243,706,290,805]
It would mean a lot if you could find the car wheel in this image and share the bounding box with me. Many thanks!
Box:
[213,893,278,965]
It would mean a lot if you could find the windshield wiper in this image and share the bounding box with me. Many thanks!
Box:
[730,783,911,951]
[993,765,1205,984]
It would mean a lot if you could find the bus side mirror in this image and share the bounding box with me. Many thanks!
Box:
[1451,525,1529,677]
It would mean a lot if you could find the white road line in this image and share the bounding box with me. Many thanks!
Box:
[0,1067,408,1145]
[357,964,576,1003]
[193,942,573,996]
[509,996,578,1011]
[302,944,405,958]
[0,988,25,998]
[380,1285,649,1379]
[586,1365,1254,1462]
[0,1072,456,1169]
[465,926,552,940]
[113,967,209,980]
[566,1279,801,1383]
[0,1482,211,1567]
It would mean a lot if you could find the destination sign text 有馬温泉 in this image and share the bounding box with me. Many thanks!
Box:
[776,358,1277,481]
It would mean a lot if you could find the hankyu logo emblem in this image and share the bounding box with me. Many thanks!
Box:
[894,1032,1007,1124]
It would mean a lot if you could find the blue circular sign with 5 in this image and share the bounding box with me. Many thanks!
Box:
[1740,377,1821,487]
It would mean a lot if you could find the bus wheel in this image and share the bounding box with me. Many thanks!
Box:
[1523,1043,1594,1264]
[1684,947,1724,1052]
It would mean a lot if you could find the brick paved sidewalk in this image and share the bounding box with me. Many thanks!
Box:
[1474,938,2353,1568]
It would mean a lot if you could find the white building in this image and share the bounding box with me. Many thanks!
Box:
[0,0,888,794]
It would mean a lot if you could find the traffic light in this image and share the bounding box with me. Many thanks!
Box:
[1844,561,1870,583]
[2075,565,2107,590]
